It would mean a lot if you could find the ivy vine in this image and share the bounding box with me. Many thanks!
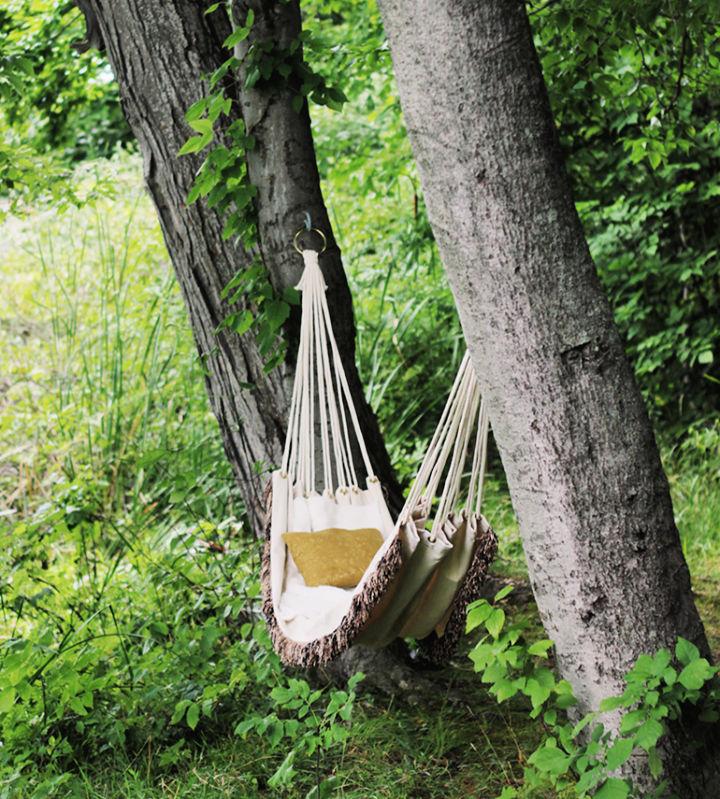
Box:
[179,1,347,373]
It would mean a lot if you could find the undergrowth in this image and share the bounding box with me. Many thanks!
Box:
[1,158,718,798]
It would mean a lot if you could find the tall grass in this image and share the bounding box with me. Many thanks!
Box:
[0,156,237,524]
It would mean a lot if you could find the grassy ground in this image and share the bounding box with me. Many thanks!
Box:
[1,158,718,798]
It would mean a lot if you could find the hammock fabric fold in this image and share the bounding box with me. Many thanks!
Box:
[261,248,497,667]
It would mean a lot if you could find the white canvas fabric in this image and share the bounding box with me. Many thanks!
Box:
[398,510,477,639]
[271,470,396,643]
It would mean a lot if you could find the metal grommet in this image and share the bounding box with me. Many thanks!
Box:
[368,475,379,484]
[293,226,327,254]
[280,470,288,479]
[351,485,360,494]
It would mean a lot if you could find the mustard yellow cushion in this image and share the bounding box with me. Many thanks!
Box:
[283,528,384,588]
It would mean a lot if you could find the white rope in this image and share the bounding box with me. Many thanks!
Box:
[401,351,491,534]
[311,268,332,492]
[473,400,490,515]
[431,372,479,536]
[318,280,373,482]
[282,249,375,494]
[401,352,471,520]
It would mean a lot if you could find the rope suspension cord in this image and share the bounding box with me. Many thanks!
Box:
[281,233,374,495]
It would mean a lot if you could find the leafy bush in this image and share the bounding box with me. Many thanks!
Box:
[467,588,720,798]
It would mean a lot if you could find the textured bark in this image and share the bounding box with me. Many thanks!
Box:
[80,0,400,530]
[377,0,719,793]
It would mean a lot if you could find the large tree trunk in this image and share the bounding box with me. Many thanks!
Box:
[79,0,401,531]
[377,0,719,793]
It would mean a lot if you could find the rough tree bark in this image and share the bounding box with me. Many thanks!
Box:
[78,0,401,532]
[377,0,719,793]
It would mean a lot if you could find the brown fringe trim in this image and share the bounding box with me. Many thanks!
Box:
[260,481,404,667]
[416,516,498,665]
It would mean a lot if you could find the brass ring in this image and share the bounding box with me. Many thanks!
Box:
[293,226,327,254]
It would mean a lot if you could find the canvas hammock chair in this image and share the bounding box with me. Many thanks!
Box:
[261,243,497,667]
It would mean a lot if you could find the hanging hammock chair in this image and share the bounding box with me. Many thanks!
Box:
[261,243,497,667]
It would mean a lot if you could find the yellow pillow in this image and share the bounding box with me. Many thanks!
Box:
[283,528,384,588]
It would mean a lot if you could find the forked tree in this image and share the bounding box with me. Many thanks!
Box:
[77,0,718,793]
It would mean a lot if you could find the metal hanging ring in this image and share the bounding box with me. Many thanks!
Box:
[293,226,327,254]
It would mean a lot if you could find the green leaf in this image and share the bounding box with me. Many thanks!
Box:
[675,637,700,665]
[486,607,505,638]
[185,97,209,122]
[594,777,630,799]
[576,765,604,794]
[529,743,571,777]
[620,709,646,734]
[189,117,213,135]
[571,712,596,738]
[493,584,514,602]
[305,776,340,799]
[466,601,492,632]
[270,686,294,704]
[698,350,714,365]
[606,737,634,770]
[186,703,200,730]
[650,649,672,675]
[648,746,663,778]
[527,639,553,658]
[678,658,714,690]
[178,132,212,155]
[492,679,519,702]
[268,750,295,789]
[348,672,365,691]
[245,66,261,88]
[228,310,254,335]
[234,717,257,737]
[662,666,677,686]
[171,699,190,725]
[634,718,664,751]
[599,695,627,712]
[264,300,290,332]
[223,26,251,48]
[526,669,555,710]
[204,2,220,14]
[0,687,16,713]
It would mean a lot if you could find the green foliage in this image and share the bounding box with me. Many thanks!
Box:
[533,0,720,430]
[1,1,130,158]
[468,588,720,798]
[0,0,131,214]
[236,673,363,795]
[0,164,368,798]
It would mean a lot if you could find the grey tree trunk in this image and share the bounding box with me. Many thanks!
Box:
[377,0,719,793]
[78,0,400,531]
